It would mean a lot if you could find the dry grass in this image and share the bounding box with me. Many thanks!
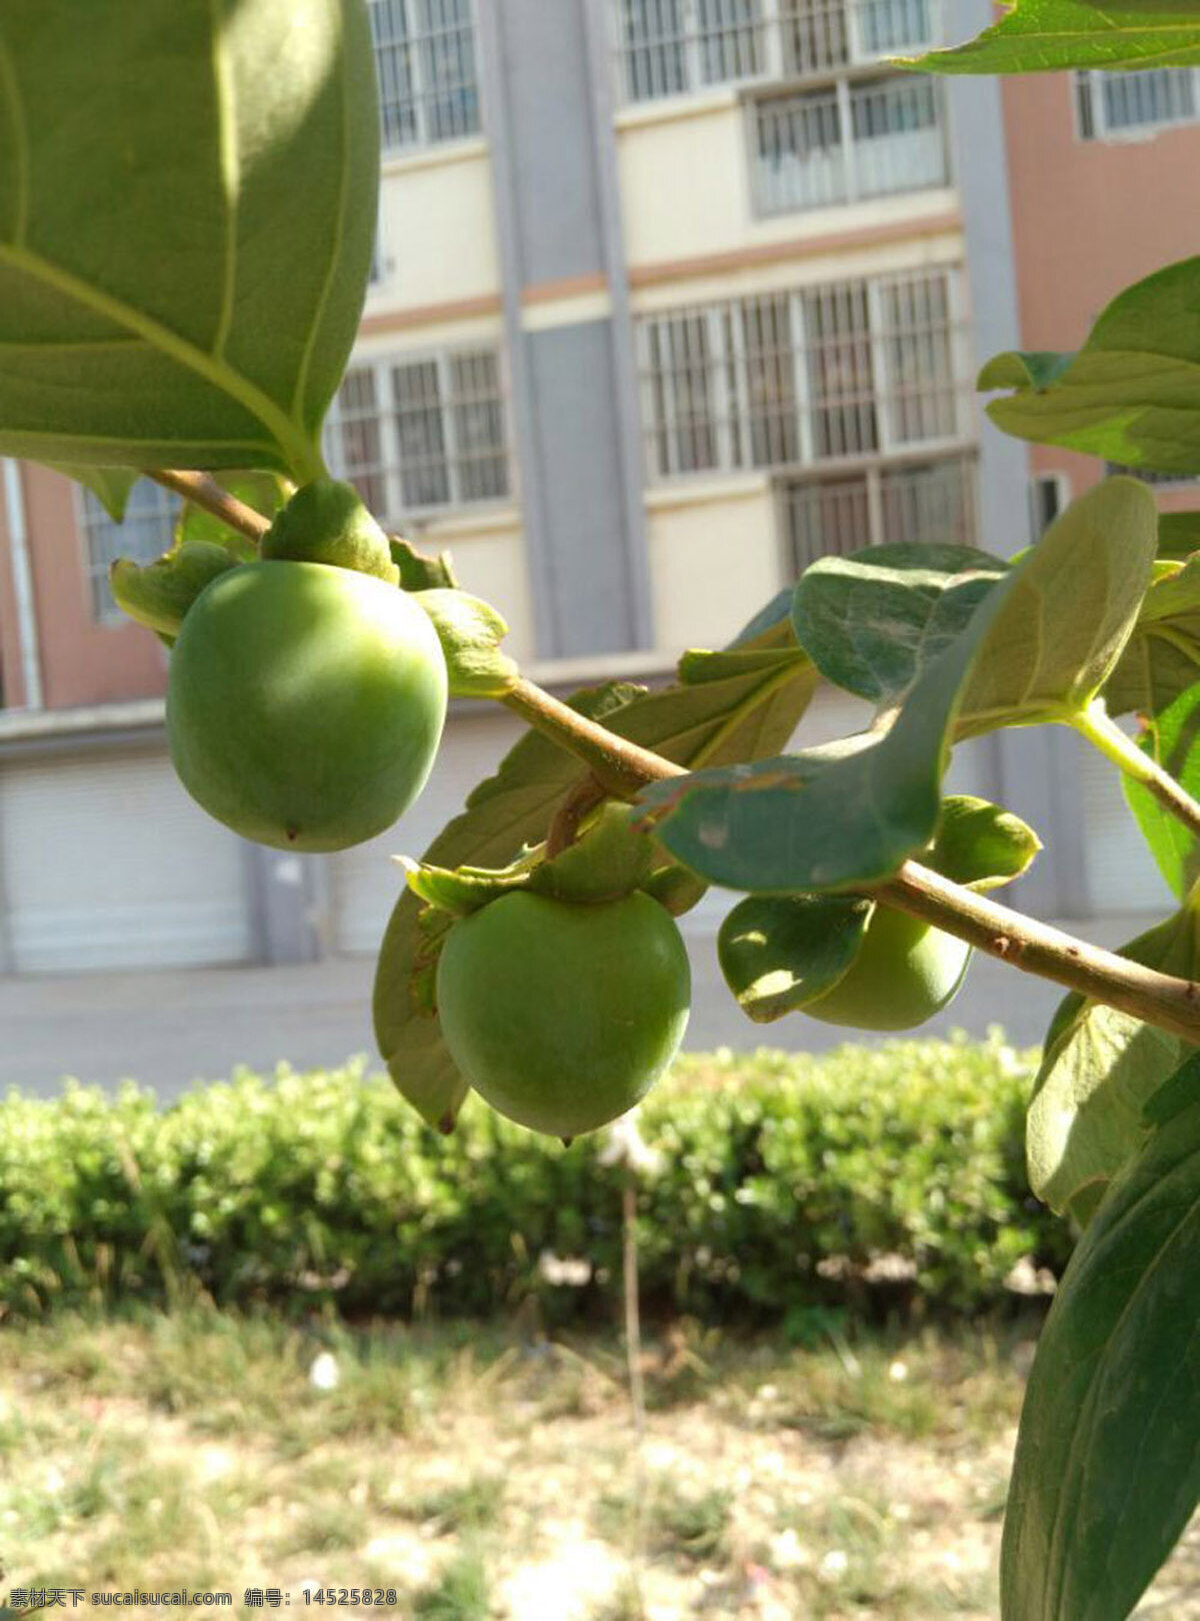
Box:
[0,1310,1195,1619]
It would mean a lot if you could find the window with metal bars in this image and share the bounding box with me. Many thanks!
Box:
[324,350,510,520]
[80,480,180,624]
[787,454,977,571]
[754,74,947,214]
[369,0,481,153]
[613,0,935,104]
[637,269,966,481]
[1075,67,1200,140]
[1104,461,1200,487]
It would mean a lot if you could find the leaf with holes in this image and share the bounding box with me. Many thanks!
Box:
[979,260,1200,477]
[908,0,1200,75]
[0,0,379,478]
[1001,1093,1200,1621]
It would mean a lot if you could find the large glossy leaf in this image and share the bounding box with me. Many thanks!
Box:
[0,1,379,478]
[792,543,1009,707]
[643,480,1155,894]
[1125,685,1200,897]
[374,630,819,1127]
[1027,908,1200,1217]
[910,0,1200,75]
[1001,1091,1200,1621]
[980,260,1200,477]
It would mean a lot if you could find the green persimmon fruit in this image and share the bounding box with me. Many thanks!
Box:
[167,560,447,852]
[436,891,691,1138]
[805,905,971,1031]
[262,478,399,583]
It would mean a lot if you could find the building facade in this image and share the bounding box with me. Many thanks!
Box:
[0,0,1191,975]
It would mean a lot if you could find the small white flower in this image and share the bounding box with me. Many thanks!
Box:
[769,1528,809,1571]
[888,1360,908,1383]
[598,1113,664,1175]
[309,1351,341,1391]
[818,1550,848,1583]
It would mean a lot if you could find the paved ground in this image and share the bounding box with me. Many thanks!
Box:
[0,913,1158,1100]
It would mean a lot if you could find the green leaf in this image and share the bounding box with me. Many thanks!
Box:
[413,590,519,699]
[390,535,460,592]
[719,894,875,1024]
[0,0,379,479]
[641,479,1152,894]
[1144,1048,1200,1126]
[1124,686,1200,897]
[927,795,1042,891]
[1000,1096,1200,1621]
[1105,544,1200,719]
[48,463,138,521]
[792,543,1009,706]
[910,0,1200,75]
[529,804,656,905]
[957,478,1159,734]
[1156,511,1200,562]
[1028,907,1200,1217]
[374,619,818,1127]
[981,259,1200,477]
[111,540,238,639]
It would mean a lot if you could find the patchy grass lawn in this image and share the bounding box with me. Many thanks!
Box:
[0,1310,1195,1618]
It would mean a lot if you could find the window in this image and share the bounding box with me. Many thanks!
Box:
[1076,68,1200,140]
[369,0,481,152]
[637,268,966,481]
[1030,473,1069,539]
[80,480,179,623]
[787,455,977,570]
[325,349,510,519]
[614,0,934,104]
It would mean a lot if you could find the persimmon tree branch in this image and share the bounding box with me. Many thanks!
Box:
[157,472,1200,1038]
[1071,698,1200,843]
[500,675,1200,1038]
[878,862,1200,1043]
[150,469,272,543]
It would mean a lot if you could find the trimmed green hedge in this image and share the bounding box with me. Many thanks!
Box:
[0,1037,1069,1319]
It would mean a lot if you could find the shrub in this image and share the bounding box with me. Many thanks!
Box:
[0,1036,1068,1319]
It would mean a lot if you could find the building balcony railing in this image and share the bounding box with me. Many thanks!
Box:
[786,452,977,571]
[753,75,948,213]
[613,0,939,107]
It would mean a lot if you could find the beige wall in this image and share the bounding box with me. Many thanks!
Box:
[646,476,784,653]
[372,141,501,318]
[617,92,957,277]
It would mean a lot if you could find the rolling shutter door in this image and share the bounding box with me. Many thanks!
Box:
[0,746,255,972]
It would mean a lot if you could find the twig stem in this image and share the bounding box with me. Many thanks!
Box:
[1071,699,1200,842]
[149,470,271,544]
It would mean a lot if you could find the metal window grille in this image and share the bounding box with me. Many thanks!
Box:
[754,73,945,215]
[369,0,481,152]
[80,480,179,623]
[325,349,510,520]
[637,268,968,482]
[1076,67,1200,140]
[613,0,935,103]
[787,454,977,571]
[1104,461,1200,487]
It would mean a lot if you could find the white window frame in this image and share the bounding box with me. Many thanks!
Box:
[76,479,180,625]
[325,346,512,523]
[1074,66,1200,142]
[638,266,969,485]
[370,0,483,155]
